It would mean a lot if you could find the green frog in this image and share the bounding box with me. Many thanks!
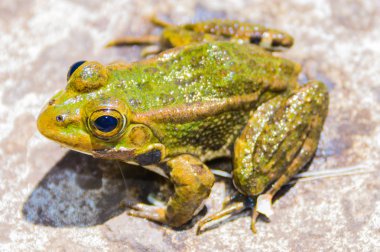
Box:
[37,18,329,233]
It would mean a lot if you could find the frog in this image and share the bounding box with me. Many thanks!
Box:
[37,18,329,233]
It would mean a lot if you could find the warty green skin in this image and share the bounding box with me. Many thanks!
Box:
[108,42,300,158]
[37,40,328,229]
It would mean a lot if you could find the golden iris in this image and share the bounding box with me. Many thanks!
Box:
[88,109,126,140]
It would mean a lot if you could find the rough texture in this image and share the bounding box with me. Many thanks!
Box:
[0,0,379,251]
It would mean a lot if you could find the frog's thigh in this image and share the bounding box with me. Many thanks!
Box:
[165,154,215,227]
[233,81,329,196]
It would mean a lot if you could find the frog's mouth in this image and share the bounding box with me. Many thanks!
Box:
[93,147,135,159]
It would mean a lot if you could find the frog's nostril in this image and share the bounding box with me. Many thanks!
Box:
[48,99,55,105]
[56,115,64,122]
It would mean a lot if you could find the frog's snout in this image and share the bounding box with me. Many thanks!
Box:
[37,105,68,138]
[37,103,92,154]
[37,105,62,140]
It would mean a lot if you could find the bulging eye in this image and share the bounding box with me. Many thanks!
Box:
[89,109,126,140]
[67,60,86,81]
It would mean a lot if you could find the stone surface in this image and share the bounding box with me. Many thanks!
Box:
[1,0,379,251]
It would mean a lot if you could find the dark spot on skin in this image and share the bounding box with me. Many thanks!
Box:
[249,33,262,44]
[271,39,282,47]
[49,99,55,105]
[56,115,64,122]
[135,150,162,166]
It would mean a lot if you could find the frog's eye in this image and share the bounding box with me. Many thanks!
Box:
[67,60,86,81]
[88,109,126,140]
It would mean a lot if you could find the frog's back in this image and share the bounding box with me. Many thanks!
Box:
[108,42,299,112]
[107,42,300,159]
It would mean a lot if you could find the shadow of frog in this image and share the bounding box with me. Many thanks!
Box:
[22,151,302,230]
[22,151,167,227]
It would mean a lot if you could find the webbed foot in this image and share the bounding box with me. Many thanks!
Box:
[250,194,274,233]
[196,201,247,234]
[126,202,167,224]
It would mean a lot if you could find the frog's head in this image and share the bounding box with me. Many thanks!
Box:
[37,61,165,165]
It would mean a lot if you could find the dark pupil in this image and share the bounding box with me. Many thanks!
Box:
[67,60,86,81]
[94,116,118,132]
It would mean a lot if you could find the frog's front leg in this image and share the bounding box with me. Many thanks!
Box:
[233,80,329,232]
[128,154,215,227]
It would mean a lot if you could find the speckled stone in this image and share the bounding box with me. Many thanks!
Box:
[0,0,379,251]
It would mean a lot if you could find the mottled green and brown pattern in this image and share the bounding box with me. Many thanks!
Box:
[37,19,328,232]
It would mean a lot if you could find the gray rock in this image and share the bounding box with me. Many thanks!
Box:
[0,0,379,251]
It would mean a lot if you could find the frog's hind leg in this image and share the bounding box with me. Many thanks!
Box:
[150,15,172,28]
[105,16,171,49]
[105,34,160,48]
[245,27,294,52]
[196,200,247,234]
[233,80,329,233]
[188,20,294,51]
[105,34,162,57]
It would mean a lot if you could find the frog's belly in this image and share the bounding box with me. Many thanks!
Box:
[158,110,249,161]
